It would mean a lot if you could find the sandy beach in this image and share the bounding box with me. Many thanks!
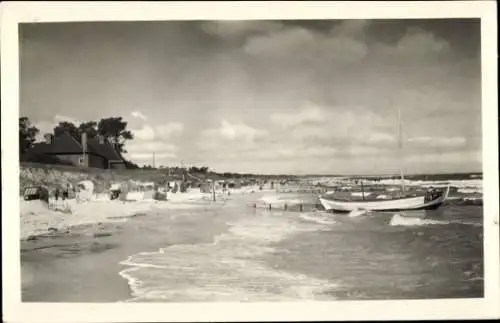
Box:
[21,187,289,301]
[21,181,483,302]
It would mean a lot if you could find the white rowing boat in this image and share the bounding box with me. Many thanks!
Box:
[319,186,450,212]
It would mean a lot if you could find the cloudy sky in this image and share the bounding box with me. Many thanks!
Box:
[19,19,482,175]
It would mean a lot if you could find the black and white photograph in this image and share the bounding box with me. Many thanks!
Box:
[2,1,499,322]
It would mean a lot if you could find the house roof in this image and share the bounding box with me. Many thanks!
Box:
[29,132,83,155]
[87,138,124,162]
[26,132,124,163]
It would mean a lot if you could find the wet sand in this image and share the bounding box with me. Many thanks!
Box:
[21,192,272,302]
[22,222,136,302]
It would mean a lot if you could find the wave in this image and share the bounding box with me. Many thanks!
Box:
[348,209,369,218]
[313,177,483,191]
[389,214,449,227]
[457,188,483,194]
[118,212,338,302]
[388,214,483,227]
[299,212,337,225]
[447,197,483,206]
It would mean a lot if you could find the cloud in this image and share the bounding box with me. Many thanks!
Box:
[128,152,177,161]
[201,120,268,144]
[244,27,316,57]
[35,120,56,134]
[125,140,179,163]
[405,149,481,165]
[54,115,78,124]
[125,122,184,165]
[270,104,325,128]
[243,22,369,63]
[156,122,184,139]
[366,132,396,144]
[344,145,386,157]
[407,136,466,148]
[330,20,369,38]
[376,27,451,60]
[34,116,80,141]
[130,122,184,141]
[124,140,178,153]
[131,111,147,121]
[201,21,283,38]
[395,27,450,56]
[132,125,156,141]
[279,104,390,145]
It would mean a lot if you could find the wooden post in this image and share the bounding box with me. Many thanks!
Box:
[284,203,288,211]
[361,180,365,201]
[212,181,216,202]
[299,203,303,212]
[269,204,272,210]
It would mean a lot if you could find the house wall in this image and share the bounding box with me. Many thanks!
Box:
[54,153,106,169]
[87,154,107,169]
[54,154,84,167]
[109,162,126,170]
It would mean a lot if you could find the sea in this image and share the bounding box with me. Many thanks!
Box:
[115,176,484,302]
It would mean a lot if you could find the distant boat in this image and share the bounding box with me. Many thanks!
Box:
[319,105,450,213]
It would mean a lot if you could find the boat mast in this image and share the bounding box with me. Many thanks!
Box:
[397,105,405,196]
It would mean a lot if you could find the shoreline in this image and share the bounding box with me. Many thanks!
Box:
[20,189,273,302]
[19,188,259,241]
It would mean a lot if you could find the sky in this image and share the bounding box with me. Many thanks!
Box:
[19,19,482,175]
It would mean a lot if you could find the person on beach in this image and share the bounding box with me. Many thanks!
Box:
[62,184,69,200]
[52,187,60,210]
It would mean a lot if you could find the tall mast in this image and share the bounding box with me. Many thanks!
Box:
[397,106,405,195]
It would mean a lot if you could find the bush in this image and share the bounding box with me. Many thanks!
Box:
[21,154,74,166]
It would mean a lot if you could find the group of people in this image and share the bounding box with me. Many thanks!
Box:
[424,187,442,202]
[47,183,76,211]
[53,183,74,201]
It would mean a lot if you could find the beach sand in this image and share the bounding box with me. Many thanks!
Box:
[21,187,285,302]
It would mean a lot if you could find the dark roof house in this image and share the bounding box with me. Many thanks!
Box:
[22,132,126,169]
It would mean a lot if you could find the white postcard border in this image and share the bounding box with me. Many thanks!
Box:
[1,1,498,322]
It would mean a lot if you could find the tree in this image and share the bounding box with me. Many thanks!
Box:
[189,166,200,173]
[124,159,140,169]
[77,121,98,139]
[97,117,133,153]
[19,117,39,154]
[53,121,79,141]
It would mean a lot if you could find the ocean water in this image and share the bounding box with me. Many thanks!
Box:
[118,189,483,302]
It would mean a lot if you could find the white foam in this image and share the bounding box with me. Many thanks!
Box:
[463,197,483,201]
[457,187,483,194]
[389,214,449,226]
[118,210,338,302]
[299,213,336,225]
[348,209,369,218]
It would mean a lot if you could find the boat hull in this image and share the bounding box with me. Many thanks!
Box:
[319,187,449,213]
